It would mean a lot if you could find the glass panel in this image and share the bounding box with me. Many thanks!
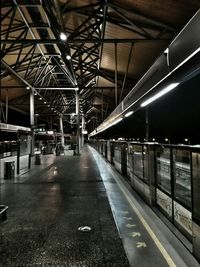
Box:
[156,147,171,194]
[173,149,191,209]
[143,145,149,184]
[192,152,200,224]
[0,141,18,158]
[133,145,143,180]
[19,134,31,156]
[114,143,121,163]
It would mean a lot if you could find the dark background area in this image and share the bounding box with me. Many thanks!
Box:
[97,73,200,144]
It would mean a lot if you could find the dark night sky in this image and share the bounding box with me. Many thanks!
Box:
[98,73,200,144]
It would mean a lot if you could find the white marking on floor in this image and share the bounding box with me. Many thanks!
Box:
[118,179,177,267]
[131,232,141,237]
[136,242,147,248]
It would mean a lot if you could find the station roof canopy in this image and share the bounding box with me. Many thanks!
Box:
[1,0,200,131]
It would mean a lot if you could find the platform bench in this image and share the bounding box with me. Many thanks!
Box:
[0,205,8,221]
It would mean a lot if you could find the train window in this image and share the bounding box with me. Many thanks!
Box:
[133,145,144,180]
[156,147,171,194]
[173,149,191,209]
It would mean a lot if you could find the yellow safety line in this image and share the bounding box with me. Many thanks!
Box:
[117,178,177,267]
[91,147,177,267]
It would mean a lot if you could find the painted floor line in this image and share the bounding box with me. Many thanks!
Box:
[118,181,176,267]
[91,147,177,267]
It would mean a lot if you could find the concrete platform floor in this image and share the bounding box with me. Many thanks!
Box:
[0,147,129,266]
[0,145,199,267]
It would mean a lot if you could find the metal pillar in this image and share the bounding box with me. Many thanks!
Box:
[145,107,149,142]
[81,115,85,148]
[59,115,64,147]
[6,89,8,123]
[76,91,80,155]
[30,89,35,155]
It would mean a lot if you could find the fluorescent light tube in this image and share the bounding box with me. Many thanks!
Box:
[125,111,133,117]
[113,118,123,125]
[141,83,179,107]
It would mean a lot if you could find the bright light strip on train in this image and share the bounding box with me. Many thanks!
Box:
[125,111,133,117]
[141,83,179,107]
[113,117,123,124]
[97,117,123,133]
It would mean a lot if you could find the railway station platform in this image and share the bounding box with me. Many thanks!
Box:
[0,145,199,267]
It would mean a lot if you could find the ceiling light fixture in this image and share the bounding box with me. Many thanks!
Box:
[59,32,67,41]
[125,111,133,117]
[66,55,71,60]
[141,83,179,107]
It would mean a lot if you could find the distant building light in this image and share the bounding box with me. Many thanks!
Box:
[141,83,179,107]
[26,86,30,90]
[152,138,155,141]
[59,32,67,41]
[185,138,188,142]
[125,111,133,117]
[39,97,42,100]
[165,138,169,142]
[44,101,47,104]
[34,92,37,95]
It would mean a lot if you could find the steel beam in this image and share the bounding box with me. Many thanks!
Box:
[1,38,170,44]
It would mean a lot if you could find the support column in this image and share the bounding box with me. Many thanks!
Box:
[30,88,35,155]
[76,91,80,155]
[81,115,85,148]
[6,89,8,123]
[145,107,149,142]
[59,115,64,147]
